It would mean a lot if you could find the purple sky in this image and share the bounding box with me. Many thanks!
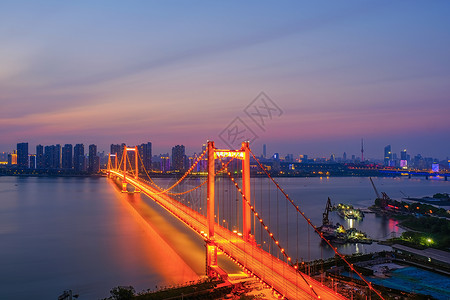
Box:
[1,1,449,160]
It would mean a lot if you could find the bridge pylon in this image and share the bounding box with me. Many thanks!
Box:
[206,140,254,277]
[122,145,128,192]
[120,145,141,193]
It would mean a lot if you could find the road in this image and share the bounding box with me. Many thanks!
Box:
[109,171,346,299]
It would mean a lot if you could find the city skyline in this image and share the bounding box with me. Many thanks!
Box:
[2,139,448,165]
[1,2,450,159]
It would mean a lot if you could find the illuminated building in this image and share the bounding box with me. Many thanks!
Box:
[384,145,392,166]
[160,156,170,172]
[17,142,29,168]
[8,151,17,165]
[74,144,85,172]
[171,145,185,171]
[432,163,439,172]
[400,149,408,169]
[36,145,44,168]
[62,144,73,169]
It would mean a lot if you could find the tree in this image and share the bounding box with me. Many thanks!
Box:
[107,286,135,300]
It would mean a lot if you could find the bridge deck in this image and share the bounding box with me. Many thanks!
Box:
[110,171,346,299]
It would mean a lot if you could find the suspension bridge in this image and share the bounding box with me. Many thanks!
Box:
[106,141,384,299]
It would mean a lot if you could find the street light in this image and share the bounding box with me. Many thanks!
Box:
[222,219,229,230]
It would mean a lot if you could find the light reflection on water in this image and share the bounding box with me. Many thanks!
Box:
[110,181,200,285]
[0,177,205,299]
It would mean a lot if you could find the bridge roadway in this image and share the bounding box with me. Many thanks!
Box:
[109,171,345,300]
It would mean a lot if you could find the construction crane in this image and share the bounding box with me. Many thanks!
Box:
[323,197,333,226]
[370,177,390,208]
[369,177,380,199]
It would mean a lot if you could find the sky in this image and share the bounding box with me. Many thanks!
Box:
[1,1,449,160]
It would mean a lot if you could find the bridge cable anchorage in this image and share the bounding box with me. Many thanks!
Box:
[249,149,386,300]
[218,159,320,298]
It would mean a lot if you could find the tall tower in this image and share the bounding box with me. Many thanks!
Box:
[361,138,364,162]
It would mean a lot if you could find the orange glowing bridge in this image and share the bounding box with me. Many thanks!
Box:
[106,141,384,300]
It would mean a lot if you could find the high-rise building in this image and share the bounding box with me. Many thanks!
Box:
[171,145,185,171]
[8,151,17,165]
[138,142,152,172]
[343,152,347,161]
[0,152,8,163]
[36,145,44,168]
[54,144,61,169]
[88,144,99,173]
[29,154,36,169]
[400,149,407,161]
[62,144,73,169]
[263,144,266,158]
[44,146,52,168]
[160,155,170,172]
[384,145,392,166]
[74,144,85,172]
[17,142,29,168]
[400,149,408,169]
[44,145,61,169]
[110,144,122,169]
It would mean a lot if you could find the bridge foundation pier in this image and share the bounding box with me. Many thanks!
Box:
[206,240,218,278]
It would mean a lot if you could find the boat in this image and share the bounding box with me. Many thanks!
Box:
[317,197,338,239]
[334,203,364,220]
[317,198,372,244]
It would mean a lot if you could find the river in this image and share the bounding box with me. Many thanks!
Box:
[0,175,448,299]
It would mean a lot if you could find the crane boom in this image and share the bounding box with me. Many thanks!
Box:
[369,177,380,199]
[323,197,332,225]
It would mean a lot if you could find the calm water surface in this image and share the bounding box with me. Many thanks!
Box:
[0,176,448,299]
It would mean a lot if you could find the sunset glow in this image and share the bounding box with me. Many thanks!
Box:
[1,1,449,158]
